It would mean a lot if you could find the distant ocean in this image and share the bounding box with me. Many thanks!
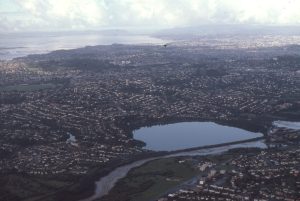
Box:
[0,32,167,60]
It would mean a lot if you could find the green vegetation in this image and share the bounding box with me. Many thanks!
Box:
[0,83,58,92]
[108,158,199,201]
[0,174,71,201]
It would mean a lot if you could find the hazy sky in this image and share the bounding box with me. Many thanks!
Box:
[1,0,300,32]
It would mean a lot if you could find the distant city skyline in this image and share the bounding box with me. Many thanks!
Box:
[1,0,300,33]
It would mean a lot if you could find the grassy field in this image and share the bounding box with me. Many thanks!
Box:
[107,157,199,201]
[0,83,58,92]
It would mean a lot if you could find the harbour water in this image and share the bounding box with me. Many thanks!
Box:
[0,32,167,60]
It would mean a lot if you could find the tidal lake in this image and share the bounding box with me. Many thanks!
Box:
[133,122,263,151]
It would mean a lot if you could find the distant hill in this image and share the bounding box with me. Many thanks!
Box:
[154,25,300,39]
